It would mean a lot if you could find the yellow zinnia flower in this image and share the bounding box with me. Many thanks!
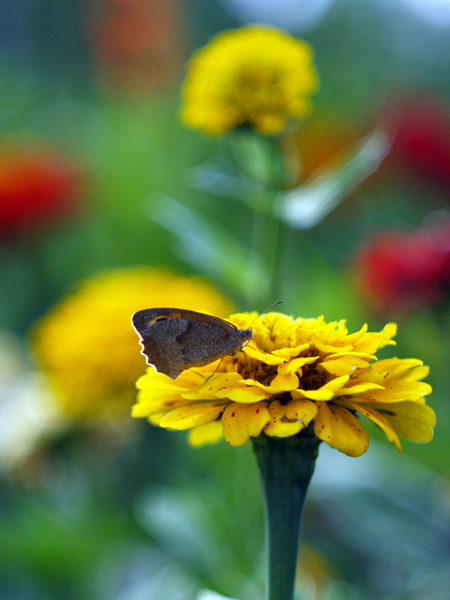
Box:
[31,268,233,420]
[180,25,319,136]
[133,312,435,457]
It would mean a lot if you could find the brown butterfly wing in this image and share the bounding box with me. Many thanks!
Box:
[132,308,251,379]
[132,309,191,378]
[170,317,239,372]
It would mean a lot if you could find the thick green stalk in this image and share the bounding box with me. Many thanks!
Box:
[252,433,320,600]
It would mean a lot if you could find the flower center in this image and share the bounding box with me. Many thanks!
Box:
[236,356,279,385]
[298,360,324,390]
[230,68,284,113]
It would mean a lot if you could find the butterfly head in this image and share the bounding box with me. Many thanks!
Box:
[227,327,253,356]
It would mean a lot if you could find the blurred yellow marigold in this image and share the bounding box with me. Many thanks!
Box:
[180,25,319,136]
[133,312,435,457]
[32,268,233,419]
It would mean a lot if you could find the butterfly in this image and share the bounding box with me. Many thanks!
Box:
[132,308,253,379]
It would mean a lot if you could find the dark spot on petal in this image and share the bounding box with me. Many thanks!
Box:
[281,416,299,424]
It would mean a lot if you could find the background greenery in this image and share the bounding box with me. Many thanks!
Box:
[1,1,449,598]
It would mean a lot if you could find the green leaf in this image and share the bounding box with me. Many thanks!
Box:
[276,127,391,229]
[148,195,269,298]
[197,590,241,600]
[186,157,260,206]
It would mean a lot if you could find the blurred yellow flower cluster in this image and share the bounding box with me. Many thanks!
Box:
[133,311,434,457]
[180,25,319,136]
[32,267,233,420]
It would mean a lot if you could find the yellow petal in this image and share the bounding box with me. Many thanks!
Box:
[338,399,402,451]
[215,384,270,403]
[279,356,318,373]
[264,399,317,437]
[363,401,436,443]
[344,323,369,345]
[313,401,370,457]
[322,375,351,390]
[320,354,374,376]
[312,336,353,353]
[245,346,285,365]
[291,375,349,401]
[353,323,397,354]
[362,380,432,403]
[401,365,430,381]
[182,372,244,400]
[269,357,316,390]
[147,411,165,425]
[245,378,291,395]
[136,368,197,391]
[371,358,424,378]
[271,342,312,359]
[379,322,398,344]
[188,421,223,447]
[292,389,333,401]
[160,401,229,430]
[222,402,271,446]
[269,371,299,391]
[131,393,192,417]
[337,382,385,396]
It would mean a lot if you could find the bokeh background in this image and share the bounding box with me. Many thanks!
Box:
[1,1,450,599]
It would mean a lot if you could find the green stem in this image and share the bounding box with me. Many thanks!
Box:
[226,131,284,307]
[248,193,279,307]
[252,433,320,600]
[270,218,293,304]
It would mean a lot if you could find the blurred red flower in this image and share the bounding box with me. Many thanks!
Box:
[0,146,83,237]
[353,219,450,314]
[87,0,184,92]
[387,95,450,186]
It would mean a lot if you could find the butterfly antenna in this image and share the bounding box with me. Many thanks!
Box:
[248,301,282,328]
